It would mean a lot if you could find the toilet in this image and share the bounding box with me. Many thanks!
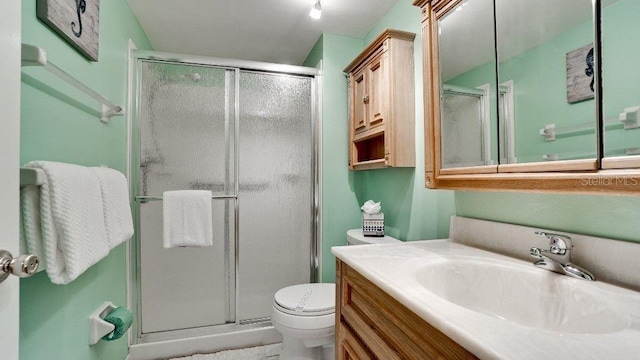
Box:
[271,229,400,360]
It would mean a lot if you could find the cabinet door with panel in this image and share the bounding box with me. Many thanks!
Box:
[345,29,416,170]
[367,53,387,130]
[351,67,368,134]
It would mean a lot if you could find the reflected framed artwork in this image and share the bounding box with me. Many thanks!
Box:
[36,0,100,61]
[566,43,595,104]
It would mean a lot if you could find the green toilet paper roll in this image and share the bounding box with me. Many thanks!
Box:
[102,306,133,341]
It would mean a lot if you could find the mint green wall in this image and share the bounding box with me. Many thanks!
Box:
[303,34,366,283]
[456,191,640,243]
[302,34,323,69]
[361,0,455,241]
[20,1,151,359]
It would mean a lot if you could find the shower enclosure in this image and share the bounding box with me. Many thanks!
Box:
[128,51,319,357]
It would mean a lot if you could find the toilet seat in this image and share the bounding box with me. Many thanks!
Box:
[273,283,335,317]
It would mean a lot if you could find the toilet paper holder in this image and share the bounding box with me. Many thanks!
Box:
[88,301,117,345]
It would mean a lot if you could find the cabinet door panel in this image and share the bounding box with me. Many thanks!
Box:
[353,70,368,133]
[368,53,387,128]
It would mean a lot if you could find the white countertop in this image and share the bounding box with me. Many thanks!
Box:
[332,240,640,360]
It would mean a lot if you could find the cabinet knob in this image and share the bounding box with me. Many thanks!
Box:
[0,249,39,283]
[363,95,370,104]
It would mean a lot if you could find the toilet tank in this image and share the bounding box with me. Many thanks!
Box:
[346,229,401,245]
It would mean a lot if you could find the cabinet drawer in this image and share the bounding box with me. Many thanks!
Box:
[340,264,477,360]
[338,320,376,360]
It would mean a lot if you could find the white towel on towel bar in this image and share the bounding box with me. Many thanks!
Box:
[23,161,110,284]
[163,190,213,248]
[21,185,47,270]
[90,167,134,249]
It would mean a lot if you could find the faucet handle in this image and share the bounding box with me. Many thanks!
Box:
[534,231,572,255]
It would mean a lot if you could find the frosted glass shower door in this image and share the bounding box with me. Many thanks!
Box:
[441,92,486,168]
[137,61,236,334]
[237,72,314,321]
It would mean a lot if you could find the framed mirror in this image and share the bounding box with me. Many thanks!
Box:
[496,0,597,171]
[437,0,498,172]
[415,0,640,194]
[601,0,640,169]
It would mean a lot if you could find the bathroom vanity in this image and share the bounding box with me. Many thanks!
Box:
[335,259,475,359]
[332,217,640,359]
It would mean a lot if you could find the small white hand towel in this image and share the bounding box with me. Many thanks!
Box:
[90,167,134,249]
[24,161,110,285]
[163,190,213,248]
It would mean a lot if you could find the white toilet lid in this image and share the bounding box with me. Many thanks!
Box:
[274,283,335,316]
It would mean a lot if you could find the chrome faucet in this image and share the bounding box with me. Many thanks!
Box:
[530,231,595,281]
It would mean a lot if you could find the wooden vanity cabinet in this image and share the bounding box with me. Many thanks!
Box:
[336,260,478,360]
[344,29,416,170]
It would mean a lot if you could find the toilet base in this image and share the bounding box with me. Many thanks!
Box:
[280,336,335,360]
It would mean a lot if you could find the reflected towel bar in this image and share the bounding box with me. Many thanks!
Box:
[539,110,639,142]
[135,195,238,203]
[21,44,125,123]
[543,147,640,161]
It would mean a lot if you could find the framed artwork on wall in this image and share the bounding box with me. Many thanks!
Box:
[36,0,100,61]
[566,43,594,104]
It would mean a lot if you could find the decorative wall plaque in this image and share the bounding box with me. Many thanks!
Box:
[37,0,100,61]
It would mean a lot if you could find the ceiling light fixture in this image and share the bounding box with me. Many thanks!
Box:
[309,0,321,20]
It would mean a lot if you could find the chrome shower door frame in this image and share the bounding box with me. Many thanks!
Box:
[128,50,320,344]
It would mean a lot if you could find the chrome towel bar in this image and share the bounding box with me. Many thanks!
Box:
[135,195,238,203]
[21,44,125,123]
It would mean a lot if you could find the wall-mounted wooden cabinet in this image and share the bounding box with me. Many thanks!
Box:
[336,260,477,360]
[345,29,416,170]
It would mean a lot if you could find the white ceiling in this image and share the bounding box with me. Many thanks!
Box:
[126,0,399,66]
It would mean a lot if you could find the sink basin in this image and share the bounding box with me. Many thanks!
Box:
[414,257,630,334]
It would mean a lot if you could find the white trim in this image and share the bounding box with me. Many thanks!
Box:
[476,83,493,165]
[499,79,516,163]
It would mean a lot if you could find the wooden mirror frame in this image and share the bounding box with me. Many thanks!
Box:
[415,0,640,195]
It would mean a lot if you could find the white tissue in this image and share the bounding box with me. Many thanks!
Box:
[361,200,382,214]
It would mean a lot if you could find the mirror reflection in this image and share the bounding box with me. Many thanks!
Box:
[601,0,640,161]
[438,0,497,169]
[495,0,596,164]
